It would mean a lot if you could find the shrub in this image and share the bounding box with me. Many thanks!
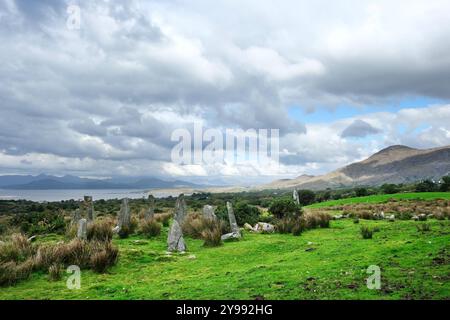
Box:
[201,225,223,247]
[353,218,360,224]
[90,243,119,273]
[355,188,368,197]
[275,217,298,234]
[155,212,171,227]
[139,219,162,238]
[11,211,66,235]
[291,218,306,236]
[415,180,438,192]
[0,233,35,263]
[381,184,400,195]
[233,202,260,226]
[297,190,316,206]
[0,259,34,287]
[269,199,302,219]
[48,263,63,281]
[360,226,373,239]
[87,220,113,242]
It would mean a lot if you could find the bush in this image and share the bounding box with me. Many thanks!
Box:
[48,263,63,281]
[297,190,316,206]
[87,220,113,242]
[381,184,400,195]
[139,219,162,238]
[304,212,332,229]
[360,226,373,239]
[291,218,306,236]
[90,243,119,273]
[233,202,260,226]
[415,180,438,192]
[0,259,34,287]
[275,217,298,234]
[0,234,35,263]
[11,211,66,236]
[201,226,222,247]
[355,188,368,197]
[155,212,171,227]
[269,199,302,219]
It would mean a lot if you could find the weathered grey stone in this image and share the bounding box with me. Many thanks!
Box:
[293,189,300,205]
[145,194,156,220]
[221,232,241,241]
[174,194,187,223]
[71,209,82,225]
[167,220,187,252]
[77,219,87,240]
[244,223,255,231]
[226,202,241,238]
[202,205,216,219]
[84,196,95,221]
[388,215,395,222]
[118,198,131,232]
[112,226,120,234]
[254,222,275,234]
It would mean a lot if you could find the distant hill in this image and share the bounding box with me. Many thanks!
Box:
[0,174,201,190]
[262,145,450,191]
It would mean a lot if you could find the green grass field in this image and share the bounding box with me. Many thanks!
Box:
[1,218,449,300]
[306,192,450,209]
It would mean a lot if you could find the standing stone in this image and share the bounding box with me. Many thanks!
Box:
[118,198,131,232]
[221,202,241,241]
[167,220,187,252]
[84,196,95,221]
[202,205,216,220]
[174,194,187,224]
[145,195,155,220]
[71,209,82,225]
[77,219,87,240]
[293,189,300,205]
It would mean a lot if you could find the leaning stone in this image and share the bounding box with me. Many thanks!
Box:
[226,202,241,238]
[145,194,156,220]
[77,219,87,240]
[174,194,187,224]
[167,220,187,252]
[221,232,241,241]
[27,235,37,242]
[202,205,216,220]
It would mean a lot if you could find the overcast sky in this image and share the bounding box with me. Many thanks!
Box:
[0,0,449,184]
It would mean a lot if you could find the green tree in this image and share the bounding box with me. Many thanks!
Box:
[269,199,302,219]
[415,180,437,192]
[381,184,400,194]
[233,202,260,226]
[440,175,450,192]
[297,190,316,206]
[355,187,368,197]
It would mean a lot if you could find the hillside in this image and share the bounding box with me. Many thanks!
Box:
[263,145,450,190]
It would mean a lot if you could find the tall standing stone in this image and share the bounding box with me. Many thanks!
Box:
[118,198,131,232]
[84,196,95,221]
[226,202,241,237]
[145,194,155,220]
[293,189,300,205]
[202,205,216,220]
[167,220,187,252]
[174,194,187,224]
[71,209,82,226]
[77,219,87,240]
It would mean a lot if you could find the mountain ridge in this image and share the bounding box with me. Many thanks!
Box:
[261,144,450,191]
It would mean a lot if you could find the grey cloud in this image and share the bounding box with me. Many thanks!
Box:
[341,120,381,138]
